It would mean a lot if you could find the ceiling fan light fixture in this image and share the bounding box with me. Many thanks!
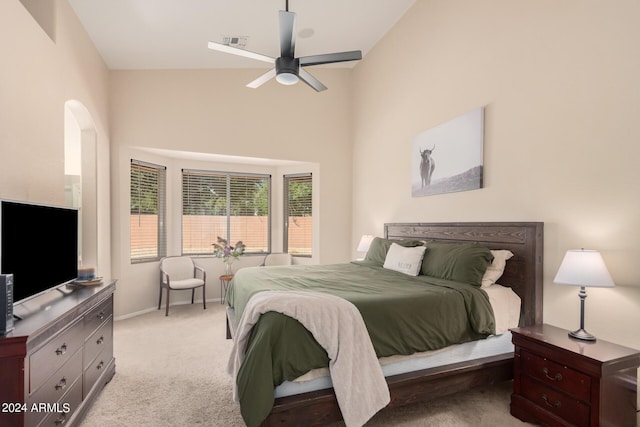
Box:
[276,72,299,85]
[275,56,300,86]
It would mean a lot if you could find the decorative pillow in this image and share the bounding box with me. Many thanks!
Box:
[420,241,494,286]
[364,237,424,266]
[481,250,514,288]
[383,243,427,276]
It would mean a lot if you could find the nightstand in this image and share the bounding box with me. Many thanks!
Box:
[510,324,640,427]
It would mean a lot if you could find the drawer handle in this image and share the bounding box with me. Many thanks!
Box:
[97,311,105,320]
[96,360,105,371]
[542,367,563,382]
[55,343,68,356]
[96,335,104,345]
[54,377,67,391]
[541,393,561,408]
[54,413,67,425]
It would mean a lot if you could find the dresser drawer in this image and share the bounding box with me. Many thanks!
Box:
[521,349,591,401]
[521,375,590,426]
[29,318,84,393]
[84,296,113,338]
[84,317,113,370]
[36,376,83,427]
[26,349,82,427]
[83,342,114,398]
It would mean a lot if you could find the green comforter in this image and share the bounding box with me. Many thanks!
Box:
[226,262,495,427]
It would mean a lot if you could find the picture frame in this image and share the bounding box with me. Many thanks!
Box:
[411,107,484,197]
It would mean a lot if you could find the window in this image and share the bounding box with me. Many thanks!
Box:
[182,169,270,255]
[130,160,166,263]
[284,173,312,256]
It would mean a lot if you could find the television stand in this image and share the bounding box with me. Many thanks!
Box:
[0,280,116,427]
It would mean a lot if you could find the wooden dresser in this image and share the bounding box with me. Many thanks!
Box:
[510,323,640,427]
[0,281,116,427]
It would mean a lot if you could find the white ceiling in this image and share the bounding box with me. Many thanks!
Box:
[68,0,416,70]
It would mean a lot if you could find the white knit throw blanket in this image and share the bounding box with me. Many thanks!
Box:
[227,290,390,427]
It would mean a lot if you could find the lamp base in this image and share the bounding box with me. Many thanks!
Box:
[568,328,596,341]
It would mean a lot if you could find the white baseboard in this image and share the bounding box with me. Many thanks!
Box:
[114,298,223,321]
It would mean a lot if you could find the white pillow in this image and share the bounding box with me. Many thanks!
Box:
[383,243,427,276]
[482,284,522,334]
[481,250,514,288]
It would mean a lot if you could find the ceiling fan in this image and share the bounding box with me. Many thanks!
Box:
[207,1,362,92]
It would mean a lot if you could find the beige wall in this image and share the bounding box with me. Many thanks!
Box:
[109,69,352,316]
[352,0,640,350]
[4,0,640,354]
[0,1,111,278]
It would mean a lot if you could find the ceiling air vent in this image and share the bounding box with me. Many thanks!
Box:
[222,36,248,49]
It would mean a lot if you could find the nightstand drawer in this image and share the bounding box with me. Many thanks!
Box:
[521,375,590,426]
[521,349,591,401]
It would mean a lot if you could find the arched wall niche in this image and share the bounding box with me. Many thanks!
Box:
[64,100,98,274]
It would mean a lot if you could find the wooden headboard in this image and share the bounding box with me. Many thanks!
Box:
[385,222,543,326]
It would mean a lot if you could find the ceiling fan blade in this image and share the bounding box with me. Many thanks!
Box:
[279,10,296,58]
[298,68,327,92]
[207,41,275,64]
[246,69,276,89]
[299,50,362,67]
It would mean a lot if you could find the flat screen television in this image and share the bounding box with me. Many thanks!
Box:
[0,200,79,304]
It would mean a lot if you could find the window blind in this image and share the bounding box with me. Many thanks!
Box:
[182,169,270,255]
[130,160,166,263]
[284,173,312,256]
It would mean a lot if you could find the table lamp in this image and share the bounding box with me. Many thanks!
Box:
[553,249,614,341]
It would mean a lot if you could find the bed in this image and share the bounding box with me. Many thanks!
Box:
[225,222,543,426]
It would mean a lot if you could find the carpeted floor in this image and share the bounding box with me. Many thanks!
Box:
[81,302,535,427]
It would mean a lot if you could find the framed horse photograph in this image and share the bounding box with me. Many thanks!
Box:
[411,107,485,197]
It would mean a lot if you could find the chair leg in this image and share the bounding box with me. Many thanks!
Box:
[202,285,206,310]
[165,288,170,316]
[158,285,163,310]
[191,289,195,304]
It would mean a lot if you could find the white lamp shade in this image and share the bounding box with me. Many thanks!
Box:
[553,249,615,288]
[357,235,374,253]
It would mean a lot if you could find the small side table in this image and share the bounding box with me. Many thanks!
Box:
[219,274,233,304]
[510,323,640,427]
